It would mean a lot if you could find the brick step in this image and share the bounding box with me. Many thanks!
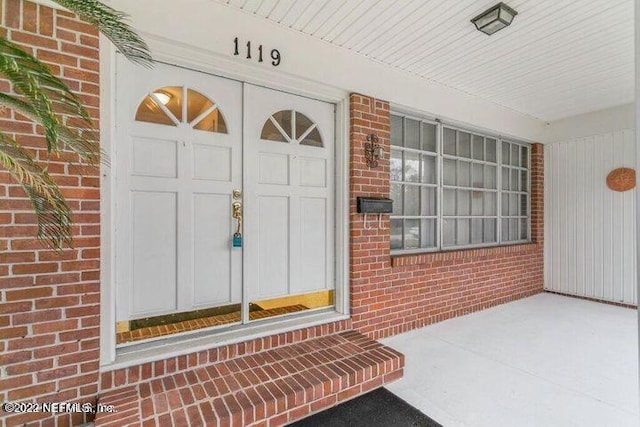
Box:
[95,330,404,427]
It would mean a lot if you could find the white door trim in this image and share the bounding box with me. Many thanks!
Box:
[100,37,350,367]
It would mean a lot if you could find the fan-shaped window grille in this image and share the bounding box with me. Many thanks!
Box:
[260,110,323,147]
[135,86,227,133]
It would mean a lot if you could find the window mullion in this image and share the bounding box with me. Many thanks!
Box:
[437,122,443,251]
[497,138,503,244]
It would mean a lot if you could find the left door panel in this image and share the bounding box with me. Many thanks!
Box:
[114,57,243,329]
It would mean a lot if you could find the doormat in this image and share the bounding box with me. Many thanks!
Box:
[289,388,442,427]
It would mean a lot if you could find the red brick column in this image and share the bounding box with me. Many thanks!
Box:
[0,2,101,426]
[349,94,393,337]
[349,93,545,340]
[530,143,544,244]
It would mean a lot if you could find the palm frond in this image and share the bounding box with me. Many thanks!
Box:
[0,39,96,158]
[0,132,73,251]
[0,93,102,166]
[53,0,153,67]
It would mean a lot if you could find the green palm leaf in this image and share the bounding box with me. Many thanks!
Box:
[0,133,73,250]
[0,0,153,250]
[53,0,153,67]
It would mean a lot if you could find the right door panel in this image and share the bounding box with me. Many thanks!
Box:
[244,84,335,312]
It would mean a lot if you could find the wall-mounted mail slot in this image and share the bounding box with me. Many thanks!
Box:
[357,197,393,214]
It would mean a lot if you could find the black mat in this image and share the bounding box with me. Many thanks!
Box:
[289,387,442,427]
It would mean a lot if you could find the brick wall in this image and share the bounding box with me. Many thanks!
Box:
[349,93,544,340]
[0,1,101,426]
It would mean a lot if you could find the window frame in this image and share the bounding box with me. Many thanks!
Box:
[390,111,532,255]
[390,113,440,253]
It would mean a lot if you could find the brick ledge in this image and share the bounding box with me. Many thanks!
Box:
[392,242,541,267]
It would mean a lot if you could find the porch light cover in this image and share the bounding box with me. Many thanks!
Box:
[471,2,518,35]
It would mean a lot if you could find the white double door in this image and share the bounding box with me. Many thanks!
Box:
[115,58,335,324]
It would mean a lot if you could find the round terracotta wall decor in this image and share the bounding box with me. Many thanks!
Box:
[606,167,636,192]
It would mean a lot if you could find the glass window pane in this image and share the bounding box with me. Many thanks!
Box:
[187,88,214,123]
[472,135,484,160]
[421,219,437,248]
[486,165,497,189]
[135,94,176,126]
[502,168,509,190]
[472,163,484,188]
[421,187,437,217]
[422,123,437,152]
[502,143,510,165]
[391,115,403,147]
[295,112,313,139]
[457,219,470,245]
[511,169,518,191]
[404,219,420,249]
[443,159,456,186]
[520,170,528,192]
[443,219,455,246]
[510,219,518,240]
[261,118,288,142]
[471,192,483,216]
[520,194,528,217]
[457,161,471,187]
[486,138,497,163]
[484,219,496,243]
[404,185,420,216]
[511,145,520,166]
[299,127,323,147]
[520,218,529,240]
[422,155,436,184]
[405,152,420,182]
[457,190,470,216]
[391,184,403,216]
[471,218,483,244]
[458,132,471,158]
[443,128,456,155]
[193,109,227,133]
[502,194,509,216]
[484,192,496,216]
[510,193,518,216]
[391,149,403,181]
[521,146,529,168]
[501,219,509,242]
[405,118,420,150]
[272,110,293,139]
[443,189,456,216]
[156,86,182,122]
[391,219,403,250]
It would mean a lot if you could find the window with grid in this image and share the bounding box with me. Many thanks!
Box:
[390,113,531,253]
[390,115,438,251]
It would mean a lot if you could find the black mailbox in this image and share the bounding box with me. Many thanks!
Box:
[357,197,393,214]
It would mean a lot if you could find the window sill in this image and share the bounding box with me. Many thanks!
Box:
[391,242,540,267]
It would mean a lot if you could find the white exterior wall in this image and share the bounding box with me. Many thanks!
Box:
[544,129,637,305]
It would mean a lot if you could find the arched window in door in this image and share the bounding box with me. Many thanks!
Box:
[260,110,323,147]
[135,86,228,133]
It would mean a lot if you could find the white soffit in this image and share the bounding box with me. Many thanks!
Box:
[216,0,634,122]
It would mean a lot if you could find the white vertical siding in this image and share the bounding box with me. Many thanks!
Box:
[544,129,637,305]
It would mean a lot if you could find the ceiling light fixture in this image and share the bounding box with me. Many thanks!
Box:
[153,92,171,105]
[471,2,518,35]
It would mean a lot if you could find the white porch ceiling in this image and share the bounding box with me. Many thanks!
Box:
[215,0,634,122]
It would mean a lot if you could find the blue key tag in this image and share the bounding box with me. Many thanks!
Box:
[232,232,242,248]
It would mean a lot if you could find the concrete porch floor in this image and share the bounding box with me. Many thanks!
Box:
[381,293,638,427]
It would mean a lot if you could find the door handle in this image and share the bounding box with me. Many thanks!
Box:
[232,202,242,234]
[232,201,243,248]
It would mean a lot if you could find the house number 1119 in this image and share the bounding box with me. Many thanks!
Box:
[233,37,281,67]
